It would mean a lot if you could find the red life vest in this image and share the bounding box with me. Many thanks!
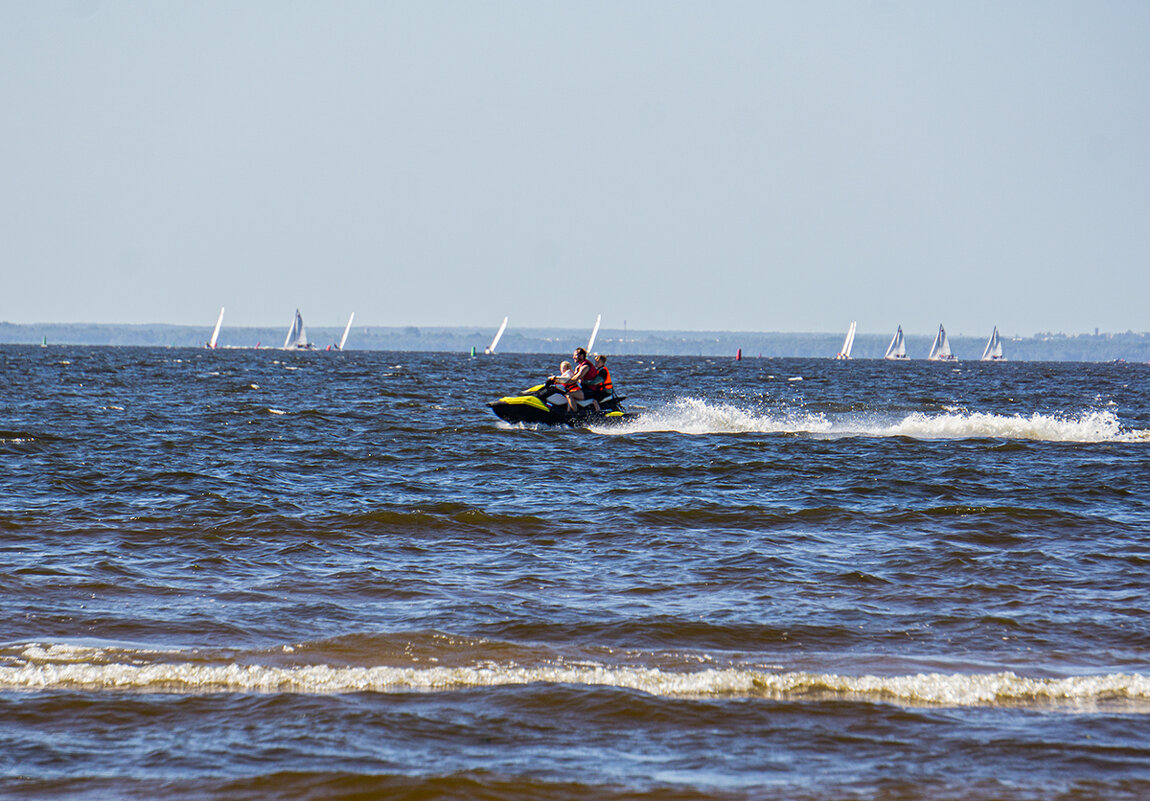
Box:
[575,359,598,392]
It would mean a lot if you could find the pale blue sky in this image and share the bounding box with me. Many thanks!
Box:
[3,0,1148,337]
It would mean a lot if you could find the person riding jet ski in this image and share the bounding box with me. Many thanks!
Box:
[585,353,612,400]
[552,347,599,412]
[488,350,632,426]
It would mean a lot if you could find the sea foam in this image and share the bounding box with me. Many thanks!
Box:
[5,644,1149,711]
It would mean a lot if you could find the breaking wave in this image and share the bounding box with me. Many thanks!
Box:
[4,643,1148,711]
[600,399,1149,443]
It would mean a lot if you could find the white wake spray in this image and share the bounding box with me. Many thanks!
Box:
[880,409,1136,442]
[597,398,832,436]
[597,400,1149,443]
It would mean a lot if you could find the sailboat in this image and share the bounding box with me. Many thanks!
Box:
[927,324,958,361]
[884,325,908,360]
[587,314,602,352]
[981,326,1005,361]
[336,313,355,351]
[835,321,857,360]
[283,309,314,350]
[485,316,509,354]
[206,307,225,349]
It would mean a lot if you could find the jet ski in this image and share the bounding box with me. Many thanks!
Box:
[489,379,635,427]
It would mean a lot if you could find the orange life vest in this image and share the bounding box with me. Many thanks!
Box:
[555,375,579,392]
[598,366,613,393]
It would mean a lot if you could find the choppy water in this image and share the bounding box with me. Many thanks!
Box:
[2,346,1149,799]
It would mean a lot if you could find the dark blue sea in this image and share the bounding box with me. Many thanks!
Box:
[2,346,1149,800]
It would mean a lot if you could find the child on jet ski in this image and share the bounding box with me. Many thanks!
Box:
[552,360,579,392]
[587,354,613,400]
[576,353,612,402]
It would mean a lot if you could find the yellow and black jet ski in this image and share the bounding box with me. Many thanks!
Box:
[489,379,634,426]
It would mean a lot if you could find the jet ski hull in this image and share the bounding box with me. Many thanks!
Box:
[489,384,633,427]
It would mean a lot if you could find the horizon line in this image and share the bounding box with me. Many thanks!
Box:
[2,321,1143,339]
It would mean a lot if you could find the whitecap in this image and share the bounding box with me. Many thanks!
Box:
[3,645,1149,712]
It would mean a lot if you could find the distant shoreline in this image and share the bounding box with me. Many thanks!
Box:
[3,322,1149,362]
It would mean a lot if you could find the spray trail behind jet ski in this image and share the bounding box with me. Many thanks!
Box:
[592,398,1147,442]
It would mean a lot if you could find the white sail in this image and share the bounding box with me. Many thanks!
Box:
[485,316,509,354]
[927,327,941,360]
[208,307,225,349]
[283,309,310,349]
[928,324,957,361]
[835,321,857,359]
[981,326,1005,361]
[587,314,601,352]
[283,311,297,349]
[884,325,907,360]
[338,312,355,351]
